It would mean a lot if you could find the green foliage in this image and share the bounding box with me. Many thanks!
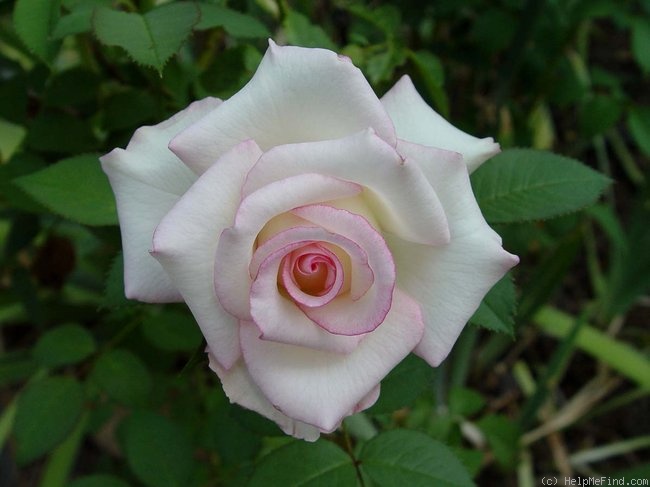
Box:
[632,18,650,73]
[90,349,152,406]
[93,3,200,74]
[2,0,648,484]
[33,324,96,367]
[14,154,117,226]
[140,309,203,352]
[470,274,517,335]
[14,376,84,464]
[369,354,434,414]
[283,10,337,50]
[249,440,358,486]
[68,475,130,487]
[13,0,61,63]
[360,430,475,486]
[120,411,195,487]
[471,149,611,223]
[195,4,270,38]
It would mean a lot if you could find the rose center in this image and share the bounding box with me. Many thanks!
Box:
[293,252,336,295]
[279,243,344,307]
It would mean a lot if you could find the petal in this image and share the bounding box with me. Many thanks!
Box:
[251,226,374,302]
[214,174,362,320]
[208,353,321,441]
[242,129,449,245]
[386,141,519,366]
[292,205,395,336]
[249,227,369,354]
[151,140,263,369]
[239,289,424,432]
[381,75,499,172]
[170,41,396,174]
[100,97,221,302]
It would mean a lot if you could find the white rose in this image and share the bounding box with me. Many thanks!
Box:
[101,41,518,441]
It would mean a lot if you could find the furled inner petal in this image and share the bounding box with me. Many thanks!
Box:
[251,225,374,301]
[214,174,362,321]
[281,244,344,308]
[250,240,365,354]
[291,205,396,336]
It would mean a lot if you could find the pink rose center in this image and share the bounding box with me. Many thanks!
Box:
[280,243,344,307]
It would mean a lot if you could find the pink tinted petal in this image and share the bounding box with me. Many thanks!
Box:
[240,289,424,432]
[250,226,373,301]
[250,237,365,354]
[242,129,449,245]
[386,141,518,366]
[292,205,395,336]
[100,97,221,302]
[280,244,343,307]
[170,41,395,174]
[151,140,263,369]
[208,352,321,441]
[382,76,500,172]
[214,175,362,320]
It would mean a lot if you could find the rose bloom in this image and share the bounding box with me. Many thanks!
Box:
[101,41,518,440]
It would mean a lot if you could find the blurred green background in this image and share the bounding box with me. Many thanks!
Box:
[1,0,649,485]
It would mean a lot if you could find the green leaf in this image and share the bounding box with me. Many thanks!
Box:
[13,154,117,226]
[90,349,152,406]
[471,148,611,223]
[141,309,202,352]
[368,354,434,414]
[0,118,26,163]
[68,475,130,487]
[14,376,84,464]
[535,307,650,389]
[39,411,89,487]
[26,112,98,153]
[249,440,358,487]
[448,387,486,418]
[283,10,337,50]
[93,3,199,74]
[579,95,623,138]
[13,0,61,63]
[103,89,158,131]
[476,414,520,469]
[120,411,194,487]
[628,106,650,157]
[195,4,270,38]
[407,50,449,117]
[103,253,130,308]
[360,430,475,487]
[33,324,96,367]
[632,19,650,73]
[470,274,516,335]
[53,0,112,38]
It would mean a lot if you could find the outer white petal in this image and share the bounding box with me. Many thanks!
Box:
[387,141,519,366]
[100,97,221,302]
[151,140,263,369]
[381,75,499,172]
[170,41,396,174]
[239,289,424,432]
[208,353,321,442]
[242,129,450,246]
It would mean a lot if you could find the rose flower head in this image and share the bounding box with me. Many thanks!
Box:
[101,41,518,441]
